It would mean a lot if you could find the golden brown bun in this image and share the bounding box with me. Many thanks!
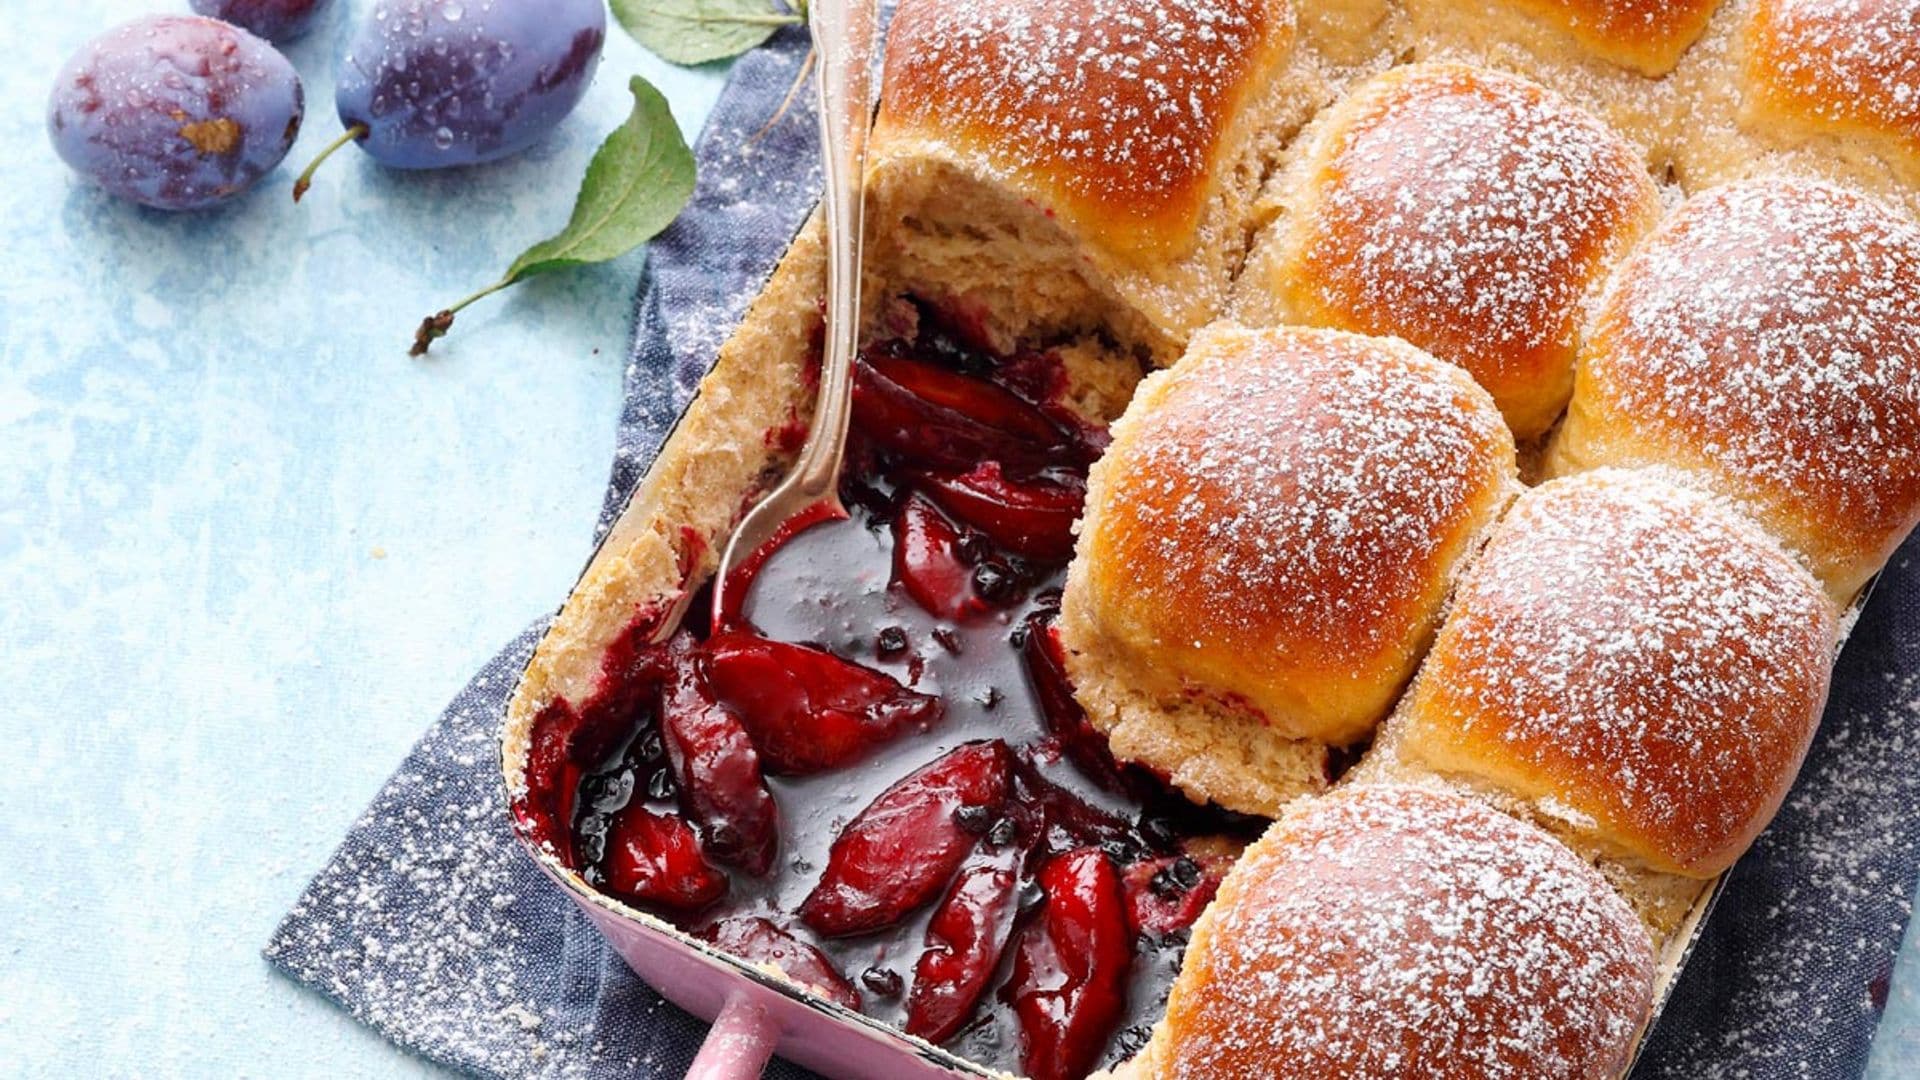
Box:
[1389,8,1678,160]
[869,0,1313,365]
[1060,324,1516,814]
[1741,0,1920,176]
[1548,178,1920,604]
[1145,785,1655,1080]
[1491,0,1723,74]
[1657,1,1920,222]
[1295,0,1404,64]
[1394,469,1836,879]
[881,0,1294,256]
[1241,63,1660,440]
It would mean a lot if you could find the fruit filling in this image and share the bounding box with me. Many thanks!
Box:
[520,309,1259,1079]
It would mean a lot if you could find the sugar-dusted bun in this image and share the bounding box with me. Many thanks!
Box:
[1242,62,1659,440]
[1503,0,1722,74]
[1446,0,1720,75]
[1549,178,1920,603]
[1658,1,1919,220]
[1139,785,1654,1080]
[1294,0,1403,64]
[869,0,1307,364]
[881,0,1294,256]
[1741,0,1920,177]
[1391,469,1836,879]
[1060,324,1516,815]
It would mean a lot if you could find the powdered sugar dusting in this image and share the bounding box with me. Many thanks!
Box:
[1580,179,1920,588]
[1291,63,1652,431]
[1639,580,1920,1076]
[1395,2,1718,107]
[1411,470,1835,873]
[1099,329,1510,673]
[1166,785,1653,1078]
[255,7,1920,1075]
[268,641,587,1075]
[1745,0,1920,147]
[1489,0,1717,40]
[881,0,1286,218]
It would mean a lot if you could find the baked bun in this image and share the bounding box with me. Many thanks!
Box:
[1241,62,1659,440]
[1294,0,1403,64]
[1390,469,1836,879]
[1435,0,1723,75]
[1549,178,1920,603]
[1139,785,1655,1080]
[1060,324,1516,815]
[1741,0,1920,177]
[868,0,1308,366]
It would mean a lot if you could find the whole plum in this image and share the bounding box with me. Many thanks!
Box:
[190,0,334,43]
[47,15,304,211]
[300,0,605,192]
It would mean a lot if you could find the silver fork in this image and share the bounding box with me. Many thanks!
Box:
[706,0,878,631]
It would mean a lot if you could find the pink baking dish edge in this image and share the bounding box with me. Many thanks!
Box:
[486,339,1022,1078]
[508,772,1009,1080]
[500,609,1727,1080]
[492,336,1762,1076]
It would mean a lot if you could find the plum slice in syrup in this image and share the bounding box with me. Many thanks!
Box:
[553,311,1262,1077]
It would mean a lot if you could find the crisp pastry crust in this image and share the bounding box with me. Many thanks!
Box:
[1549,178,1920,605]
[1061,324,1516,815]
[1392,469,1837,879]
[1144,786,1654,1080]
[1242,62,1659,440]
[868,0,1317,367]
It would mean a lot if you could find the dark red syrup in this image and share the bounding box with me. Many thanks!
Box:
[522,308,1261,1080]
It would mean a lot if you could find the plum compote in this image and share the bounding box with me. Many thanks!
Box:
[529,308,1262,1080]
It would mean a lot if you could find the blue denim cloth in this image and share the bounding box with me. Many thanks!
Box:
[265,24,1918,1079]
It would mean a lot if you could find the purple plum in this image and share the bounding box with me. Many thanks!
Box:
[296,0,605,196]
[190,0,334,43]
[47,15,304,211]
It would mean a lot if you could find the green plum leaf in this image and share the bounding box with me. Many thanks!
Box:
[613,0,803,66]
[413,76,698,357]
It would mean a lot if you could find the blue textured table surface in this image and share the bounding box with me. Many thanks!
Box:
[1,2,1916,1077]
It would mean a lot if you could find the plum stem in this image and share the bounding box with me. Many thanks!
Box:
[292,124,368,202]
[751,47,816,145]
[410,277,513,357]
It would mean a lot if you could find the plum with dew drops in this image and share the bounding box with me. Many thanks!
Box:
[294,0,606,198]
[46,15,304,211]
[190,0,334,43]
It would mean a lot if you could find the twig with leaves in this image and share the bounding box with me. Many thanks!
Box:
[412,1,813,355]
[412,78,697,356]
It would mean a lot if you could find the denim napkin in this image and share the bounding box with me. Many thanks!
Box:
[265,23,1920,1080]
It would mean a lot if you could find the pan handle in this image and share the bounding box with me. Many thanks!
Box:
[686,993,779,1080]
